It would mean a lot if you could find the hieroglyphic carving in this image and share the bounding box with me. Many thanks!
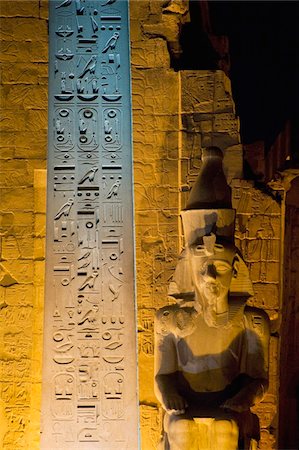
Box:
[41,1,138,448]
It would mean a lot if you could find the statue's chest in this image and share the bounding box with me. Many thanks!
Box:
[185,324,241,356]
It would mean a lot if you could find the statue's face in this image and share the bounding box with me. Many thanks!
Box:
[189,238,236,309]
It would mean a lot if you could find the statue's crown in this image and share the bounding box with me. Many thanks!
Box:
[181,146,235,246]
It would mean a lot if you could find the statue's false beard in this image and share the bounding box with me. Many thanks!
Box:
[198,281,229,328]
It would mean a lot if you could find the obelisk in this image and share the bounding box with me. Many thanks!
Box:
[41,1,138,448]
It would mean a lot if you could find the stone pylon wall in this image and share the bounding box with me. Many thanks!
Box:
[0,1,48,448]
[0,1,280,449]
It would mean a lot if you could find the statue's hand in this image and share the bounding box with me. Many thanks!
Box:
[162,393,188,415]
[221,378,266,412]
[221,390,254,413]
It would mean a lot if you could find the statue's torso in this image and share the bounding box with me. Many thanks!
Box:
[176,313,245,392]
[155,302,268,394]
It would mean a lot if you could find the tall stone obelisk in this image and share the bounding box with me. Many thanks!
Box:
[41,1,138,448]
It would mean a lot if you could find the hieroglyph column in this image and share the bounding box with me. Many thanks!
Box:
[41,1,138,448]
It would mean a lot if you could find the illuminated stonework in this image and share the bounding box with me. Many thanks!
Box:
[0,2,285,449]
[155,148,270,449]
[41,1,138,448]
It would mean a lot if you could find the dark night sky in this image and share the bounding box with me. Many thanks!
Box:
[180,1,299,147]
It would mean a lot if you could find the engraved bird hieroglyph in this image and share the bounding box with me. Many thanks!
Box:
[54,198,74,220]
[106,179,121,199]
[78,167,98,185]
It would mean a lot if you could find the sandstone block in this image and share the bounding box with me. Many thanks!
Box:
[181,71,215,112]
[14,145,46,160]
[33,237,45,260]
[1,236,21,260]
[34,213,46,237]
[0,187,34,210]
[0,160,31,188]
[0,1,39,18]
[1,260,34,284]
[14,130,47,150]
[134,130,178,161]
[4,284,34,306]
[213,113,239,133]
[140,404,162,450]
[223,144,243,182]
[143,14,180,44]
[130,0,150,20]
[0,110,26,132]
[0,131,16,146]
[1,307,34,337]
[33,168,47,213]
[34,261,45,287]
[6,85,48,110]
[130,19,144,42]
[39,0,48,19]
[0,358,31,381]
[132,69,179,115]
[0,40,48,63]
[132,39,170,69]
[249,261,279,283]
[0,62,44,85]
[0,146,14,159]
[132,112,179,133]
[26,109,48,131]
[0,18,47,41]
[250,283,279,309]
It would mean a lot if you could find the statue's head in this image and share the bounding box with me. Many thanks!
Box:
[190,235,236,300]
[189,234,240,325]
[168,147,253,326]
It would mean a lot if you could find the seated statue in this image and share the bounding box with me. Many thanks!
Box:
[154,147,270,450]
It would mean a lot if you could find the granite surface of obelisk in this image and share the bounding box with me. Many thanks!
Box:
[41,1,138,448]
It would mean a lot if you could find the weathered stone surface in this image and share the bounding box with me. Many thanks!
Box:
[33,169,47,214]
[0,160,31,188]
[181,72,215,113]
[2,284,34,307]
[0,40,48,63]
[134,130,178,161]
[132,69,179,115]
[0,1,40,18]
[34,213,46,238]
[132,39,170,68]
[223,144,243,182]
[0,187,34,210]
[33,237,45,261]
[1,261,34,284]
[143,15,179,43]
[130,19,145,42]
[26,109,48,131]
[0,110,26,131]
[0,18,47,41]
[250,283,279,310]
[39,0,48,20]
[0,63,48,85]
[5,85,48,110]
[0,4,283,449]
[130,0,150,21]
[133,112,179,133]
[140,404,163,450]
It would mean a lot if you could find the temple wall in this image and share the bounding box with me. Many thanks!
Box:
[0,1,48,448]
[0,1,282,449]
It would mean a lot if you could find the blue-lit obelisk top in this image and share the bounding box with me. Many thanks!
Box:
[41,1,138,448]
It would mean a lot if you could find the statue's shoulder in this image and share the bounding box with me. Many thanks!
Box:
[155,304,197,337]
[244,305,270,337]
